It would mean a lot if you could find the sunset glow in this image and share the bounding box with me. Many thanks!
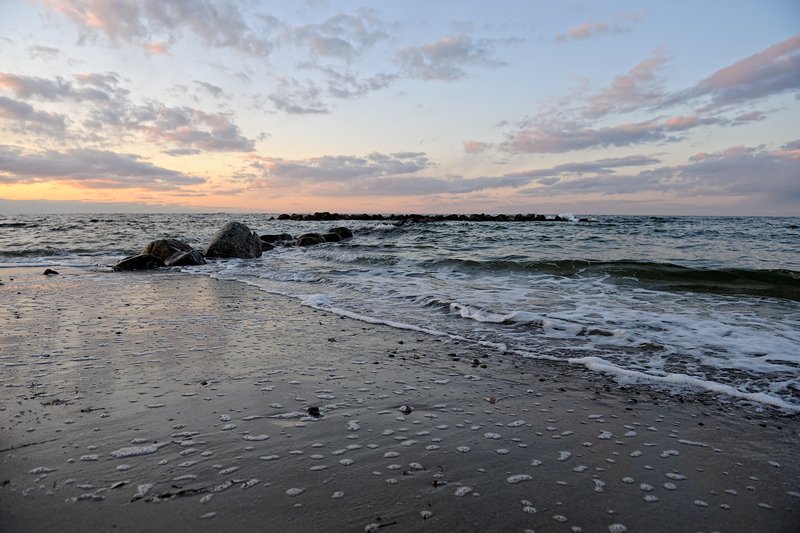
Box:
[0,1,798,214]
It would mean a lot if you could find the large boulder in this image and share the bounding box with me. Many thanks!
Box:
[165,250,206,267]
[113,254,166,271]
[322,232,342,243]
[142,238,192,262]
[204,222,262,259]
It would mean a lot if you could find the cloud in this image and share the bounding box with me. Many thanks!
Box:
[781,139,800,150]
[193,80,224,98]
[267,78,329,115]
[292,10,388,61]
[0,72,114,103]
[690,34,800,109]
[259,152,433,184]
[585,49,669,117]
[0,144,204,189]
[501,37,798,155]
[501,119,676,153]
[43,0,275,56]
[27,45,61,60]
[463,140,493,154]
[506,155,661,178]
[0,96,67,134]
[397,34,508,81]
[135,104,255,152]
[526,144,799,203]
[315,67,397,100]
[556,13,643,42]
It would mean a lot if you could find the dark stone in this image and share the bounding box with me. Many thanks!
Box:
[296,233,326,247]
[307,406,321,417]
[165,250,206,267]
[261,242,275,252]
[322,232,342,242]
[260,233,293,244]
[204,222,262,259]
[113,254,166,271]
[328,226,353,239]
[277,214,291,220]
[142,238,193,262]
[43,268,59,276]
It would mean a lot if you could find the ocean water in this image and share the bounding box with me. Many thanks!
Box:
[1,213,799,411]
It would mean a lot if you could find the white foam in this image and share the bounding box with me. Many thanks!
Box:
[110,442,169,458]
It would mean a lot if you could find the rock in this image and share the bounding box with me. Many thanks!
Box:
[296,233,326,247]
[165,250,206,267]
[43,268,59,276]
[307,406,321,417]
[261,242,274,252]
[328,227,353,239]
[204,222,262,259]
[322,232,342,243]
[113,254,166,271]
[142,239,192,262]
[398,405,413,415]
[260,233,293,244]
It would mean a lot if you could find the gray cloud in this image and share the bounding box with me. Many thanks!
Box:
[0,72,114,103]
[501,119,674,153]
[0,96,67,134]
[27,45,61,60]
[193,80,224,98]
[397,34,508,81]
[268,78,329,115]
[261,152,433,184]
[47,0,275,56]
[293,10,388,61]
[526,144,799,202]
[135,104,255,152]
[507,155,660,178]
[0,144,204,189]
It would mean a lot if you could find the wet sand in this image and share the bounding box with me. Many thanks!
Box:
[1,267,798,532]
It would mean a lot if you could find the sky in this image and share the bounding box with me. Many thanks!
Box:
[0,0,798,215]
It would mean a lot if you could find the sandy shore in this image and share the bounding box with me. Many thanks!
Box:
[1,267,798,532]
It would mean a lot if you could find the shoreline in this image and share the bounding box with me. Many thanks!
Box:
[1,267,798,532]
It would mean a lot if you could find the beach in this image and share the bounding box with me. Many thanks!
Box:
[1,266,798,532]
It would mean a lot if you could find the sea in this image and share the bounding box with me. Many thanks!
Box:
[1,213,799,412]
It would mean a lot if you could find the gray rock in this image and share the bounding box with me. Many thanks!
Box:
[328,227,353,239]
[260,233,293,244]
[142,238,192,261]
[322,232,342,242]
[113,254,166,271]
[204,222,262,259]
[296,233,326,247]
[261,242,275,252]
[165,250,206,267]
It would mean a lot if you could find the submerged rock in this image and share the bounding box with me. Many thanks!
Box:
[43,268,59,275]
[322,232,342,242]
[142,239,192,262]
[296,233,326,247]
[328,227,353,239]
[260,233,294,244]
[165,250,206,267]
[113,254,166,271]
[204,222,262,259]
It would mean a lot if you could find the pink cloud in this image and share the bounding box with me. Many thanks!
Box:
[463,140,493,154]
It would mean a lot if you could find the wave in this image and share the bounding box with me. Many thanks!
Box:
[426,258,800,301]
